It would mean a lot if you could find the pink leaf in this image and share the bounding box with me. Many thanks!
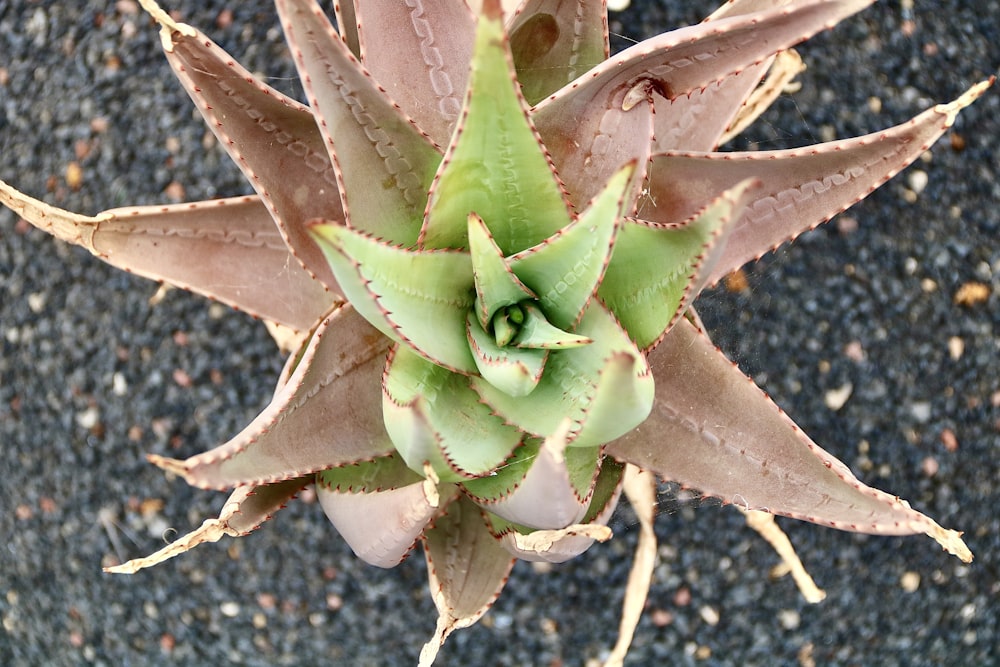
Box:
[150,304,394,489]
[643,81,993,285]
[607,318,972,562]
[355,0,474,146]
[420,495,515,665]
[155,12,342,290]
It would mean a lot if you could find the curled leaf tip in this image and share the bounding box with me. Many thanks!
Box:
[423,463,442,506]
[510,523,613,553]
[105,516,234,574]
[938,78,994,127]
[138,0,196,52]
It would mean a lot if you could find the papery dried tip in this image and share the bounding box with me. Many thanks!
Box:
[938,78,994,127]
[104,516,235,574]
[510,523,612,553]
[423,463,442,506]
[138,0,196,52]
[147,453,191,479]
[0,179,106,248]
[928,524,973,563]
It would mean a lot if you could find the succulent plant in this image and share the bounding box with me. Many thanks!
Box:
[0,0,991,663]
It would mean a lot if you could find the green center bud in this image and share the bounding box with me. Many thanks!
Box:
[491,303,525,347]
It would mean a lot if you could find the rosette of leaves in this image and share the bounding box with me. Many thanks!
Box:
[0,0,990,663]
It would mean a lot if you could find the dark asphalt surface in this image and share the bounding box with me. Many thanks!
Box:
[1,1,998,665]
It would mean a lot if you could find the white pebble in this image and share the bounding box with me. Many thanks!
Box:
[824,383,853,411]
[908,170,929,195]
[220,601,240,618]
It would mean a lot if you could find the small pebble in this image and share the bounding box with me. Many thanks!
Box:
[824,383,853,410]
[910,402,932,423]
[219,601,240,618]
[948,336,965,360]
[900,571,921,593]
[954,282,990,306]
[907,170,928,195]
[778,609,801,630]
[843,340,865,362]
[724,268,749,292]
[65,161,83,190]
[940,428,959,452]
[921,456,939,477]
[699,605,720,626]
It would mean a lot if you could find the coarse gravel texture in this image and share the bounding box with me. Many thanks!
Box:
[1,1,998,665]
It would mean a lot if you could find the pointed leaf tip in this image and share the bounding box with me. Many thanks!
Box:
[938,78,994,127]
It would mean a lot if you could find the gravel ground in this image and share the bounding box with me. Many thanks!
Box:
[1,1,998,665]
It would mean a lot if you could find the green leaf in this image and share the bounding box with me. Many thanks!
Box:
[382,345,524,481]
[467,212,536,329]
[317,452,423,493]
[460,439,539,501]
[311,223,477,372]
[508,163,633,329]
[565,445,603,499]
[420,4,572,254]
[599,179,755,349]
[582,456,624,523]
[473,300,654,448]
[467,312,547,397]
[510,302,591,349]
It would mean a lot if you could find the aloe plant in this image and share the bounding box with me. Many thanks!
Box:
[0,0,991,664]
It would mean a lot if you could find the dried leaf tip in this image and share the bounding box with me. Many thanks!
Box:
[147,453,191,480]
[0,179,108,248]
[509,523,613,554]
[104,516,234,574]
[927,523,973,563]
[138,0,196,52]
[937,78,994,127]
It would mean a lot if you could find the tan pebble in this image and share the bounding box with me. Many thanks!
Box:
[724,268,749,292]
[900,571,921,593]
[65,161,83,190]
[954,282,990,306]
